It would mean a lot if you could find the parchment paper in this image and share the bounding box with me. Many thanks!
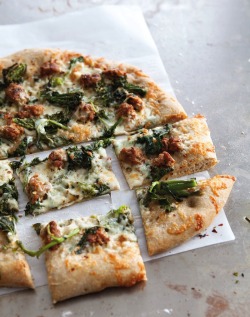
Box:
[0,5,234,295]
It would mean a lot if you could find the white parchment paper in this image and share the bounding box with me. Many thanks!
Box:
[0,6,234,295]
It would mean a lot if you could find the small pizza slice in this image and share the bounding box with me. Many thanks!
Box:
[113,115,218,189]
[136,175,236,256]
[0,48,186,159]
[0,215,34,288]
[17,140,120,216]
[19,206,146,303]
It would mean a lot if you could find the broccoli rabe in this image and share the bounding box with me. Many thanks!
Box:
[144,179,200,212]
[17,226,79,258]
[0,215,16,235]
[2,63,27,85]
[95,73,147,107]
[42,90,83,110]
[136,124,171,156]
[13,118,69,150]
[0,178,18,216]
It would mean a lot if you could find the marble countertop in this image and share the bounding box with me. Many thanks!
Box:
[0,1,249,316]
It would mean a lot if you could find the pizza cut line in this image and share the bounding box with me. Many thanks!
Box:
[113,115,218,189]
[0,49,187,159]
[136,175,236,256]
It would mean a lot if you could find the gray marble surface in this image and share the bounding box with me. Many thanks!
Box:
[0,0,249,316]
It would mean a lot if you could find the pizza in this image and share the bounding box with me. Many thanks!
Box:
[136,175,236,256]
[0,49,236,301]
[0,216,34,288]
[113,115,218,189]
[0,48,186,159]
[0,160,33,288]
[23,205,147,303]
[17,140,120,216]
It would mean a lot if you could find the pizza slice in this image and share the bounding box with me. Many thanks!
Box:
[17,140,120,216]
[136,175,236,256]
[113,115,218,189]
[0,215,34,288]
[0,48,186,159]
[19,206,146,303]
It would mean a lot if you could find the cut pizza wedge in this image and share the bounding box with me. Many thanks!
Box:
[27,206,146,303]
[0,48,186,159]
[17,140,120,216]
[0,215,34,288]
[113,115,218,189]
[136,175,236,256]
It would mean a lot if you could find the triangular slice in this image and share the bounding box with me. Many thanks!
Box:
[30,206,146,303]
[136,175,236,256]
[113,115,218,189]
[0,216,34,288]
[0,48,186,159]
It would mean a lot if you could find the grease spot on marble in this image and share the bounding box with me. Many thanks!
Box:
[165,283,188,295]
[205,293,229,317]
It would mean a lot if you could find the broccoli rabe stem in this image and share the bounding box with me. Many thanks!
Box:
[17,228,80,258]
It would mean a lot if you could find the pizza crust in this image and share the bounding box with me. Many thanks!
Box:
[0,232,34,288]
[37,207,146,303]
[46,243,146,303]
[136,175,236,256]
[113,115,218,189]
[0,49,187,159]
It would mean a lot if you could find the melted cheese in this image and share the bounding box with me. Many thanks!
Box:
[40,206,137,256]
[0,160,13,185]
[17,147,120,214]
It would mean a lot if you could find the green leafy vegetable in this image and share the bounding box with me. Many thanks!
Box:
[77,182,110,198]
[68,56,84,69]
[49,76,64,87]
[0,215,16,234]
[66,139,111,171]
[25,201,42,216]
[12,118,35,130]
[117,76,147,97]
[2,63,27,85]
[102,205,134,232]
[10,158,24,171]
[0,179,18,216]
[144,179,200,212]
[33,223,42,235]
[66,146,92,170]
[20,157,47,169]
[75,226,100,254]
[35,118,69,149]
[102,117,122,138]
[86,138,111,151]
[11,137,33,157]
[95,73,146,107]
[137,125,171,156]
[96,109,109,120]
[42,90,83,110]
[150,165,173,182]
[45,109,71,125]
[13,117,69,149]
[17,227,80,258]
